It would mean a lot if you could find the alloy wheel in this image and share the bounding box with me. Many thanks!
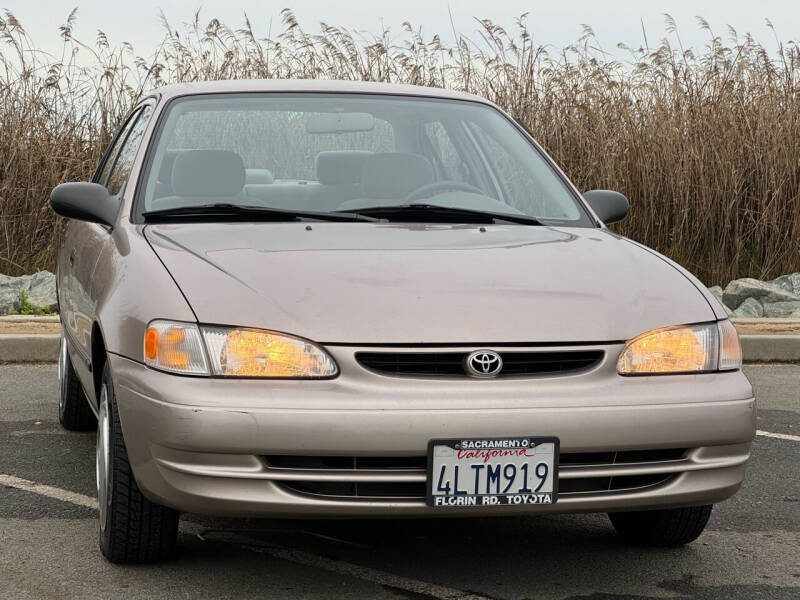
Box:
[58,334,66,411]
[96,384,111,531]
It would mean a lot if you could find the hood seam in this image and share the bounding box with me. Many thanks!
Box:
[142,225,201,323]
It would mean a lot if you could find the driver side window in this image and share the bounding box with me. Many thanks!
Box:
[95,105,154,196]
[95,109,141,188]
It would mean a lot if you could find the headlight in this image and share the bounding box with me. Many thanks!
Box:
[144,321,209,375]
[144,321,338,378]
[201,326,338,378]
[617,320,742,375]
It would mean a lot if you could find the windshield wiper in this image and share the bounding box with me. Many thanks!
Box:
[142,202,542,226]
[334,204,544,226]
[142,203,379,223]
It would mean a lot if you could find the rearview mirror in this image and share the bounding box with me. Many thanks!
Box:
[583,189,629,224]
[306,112,375,134]
[50,182,121,228]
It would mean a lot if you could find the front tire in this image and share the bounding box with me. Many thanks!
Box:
[608,505,713,547]
[97,361,179,563]
[58,333,96,431]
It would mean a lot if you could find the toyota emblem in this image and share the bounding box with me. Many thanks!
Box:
[464,350,503,378]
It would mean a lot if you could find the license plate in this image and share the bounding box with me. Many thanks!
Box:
[426,437,558,507]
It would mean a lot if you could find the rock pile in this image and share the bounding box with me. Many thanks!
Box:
[0,271,57,314]
[708,273,800,318]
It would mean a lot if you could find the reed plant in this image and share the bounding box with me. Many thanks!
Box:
[1,9,798,284]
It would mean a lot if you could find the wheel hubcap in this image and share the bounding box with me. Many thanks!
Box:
[96,385,111,531]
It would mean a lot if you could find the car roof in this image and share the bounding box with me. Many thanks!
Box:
[147,79,496,106]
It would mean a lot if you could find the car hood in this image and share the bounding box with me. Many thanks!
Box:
[145,223,715,344]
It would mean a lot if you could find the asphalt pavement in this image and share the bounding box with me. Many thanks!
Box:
[0,364,798,599]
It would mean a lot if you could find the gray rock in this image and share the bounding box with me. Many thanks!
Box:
[771,272,800,296]
[0,274,23,313]
[762,300,800,318]
[0,287,21,313]
[25,270,57,312]
[0,271,57,314]
[730,297,764,318]
[723,278,799,310]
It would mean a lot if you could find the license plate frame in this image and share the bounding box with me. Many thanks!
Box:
[426,436,559,508]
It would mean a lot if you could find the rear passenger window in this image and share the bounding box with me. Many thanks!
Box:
[105,105,153,195]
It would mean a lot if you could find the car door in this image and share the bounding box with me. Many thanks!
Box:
[60,103,154,392]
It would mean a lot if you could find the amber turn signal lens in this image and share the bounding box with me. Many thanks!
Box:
[144,328,158,360]
[143,321,208,375]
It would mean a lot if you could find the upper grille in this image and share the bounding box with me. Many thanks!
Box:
[355,350,604,377]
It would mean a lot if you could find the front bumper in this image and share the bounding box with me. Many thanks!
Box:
[108,348,755,517]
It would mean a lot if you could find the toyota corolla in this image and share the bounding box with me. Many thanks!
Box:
[50,80,755,563]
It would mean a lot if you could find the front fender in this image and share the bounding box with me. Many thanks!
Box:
[91,219,196,363]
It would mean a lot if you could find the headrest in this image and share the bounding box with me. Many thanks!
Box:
[361,153,434,200]
[246,169,274,184]
[157,149,182,183]
[171,150,245,197]
[316,151,372,185]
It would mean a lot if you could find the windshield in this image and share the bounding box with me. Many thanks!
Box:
[138,93,592,225]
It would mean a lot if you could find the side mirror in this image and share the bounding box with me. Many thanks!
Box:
[583,189,629,224]
[50,182,121,228]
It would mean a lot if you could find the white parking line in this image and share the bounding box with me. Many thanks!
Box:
[756,429,800,442]
[0,473,491,600]
[0,474,98,509]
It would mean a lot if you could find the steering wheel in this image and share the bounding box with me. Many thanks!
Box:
[405,180,485,202]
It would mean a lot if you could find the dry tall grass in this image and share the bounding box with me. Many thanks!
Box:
[1,10,799,284]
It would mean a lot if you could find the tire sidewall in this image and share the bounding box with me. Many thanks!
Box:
[95,360,179,563]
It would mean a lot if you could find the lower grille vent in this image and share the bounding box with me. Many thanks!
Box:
[266,448,687,500]
[281,473,673,499]
[267,455,427,470]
